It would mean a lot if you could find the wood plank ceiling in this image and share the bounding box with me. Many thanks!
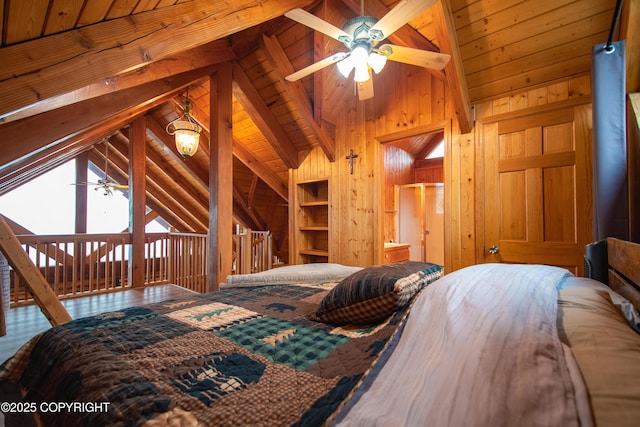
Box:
[0,0,635,264]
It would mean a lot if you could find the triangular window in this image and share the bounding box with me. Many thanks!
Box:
[426,140,444,159]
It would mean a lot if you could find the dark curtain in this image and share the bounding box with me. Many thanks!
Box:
[591,40,628,240]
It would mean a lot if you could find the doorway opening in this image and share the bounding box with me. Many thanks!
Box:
[382,128,445,265]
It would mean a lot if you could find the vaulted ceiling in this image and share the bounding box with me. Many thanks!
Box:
[0,0,637,263]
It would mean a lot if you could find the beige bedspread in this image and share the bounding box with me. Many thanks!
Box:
[335,263,591,427]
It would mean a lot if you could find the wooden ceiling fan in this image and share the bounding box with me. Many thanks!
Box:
[73,141,129,196]
[284,0,450,100]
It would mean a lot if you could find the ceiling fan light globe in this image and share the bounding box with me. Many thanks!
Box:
[351,45,369,66]
[354,64,370,82]
[368,52,387,74]
[336,57,354,78]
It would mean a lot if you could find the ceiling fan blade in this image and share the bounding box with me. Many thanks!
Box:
[381,44,450,70]
[285,8,351,42]
[70,182,100,186]
[286,52,348,82]
[102,182,129,190]
[369,0,437,41]
[357,73,374,100]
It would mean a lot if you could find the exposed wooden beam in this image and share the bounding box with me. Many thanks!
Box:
[104,142,208,232]
[232,141,288,202]
[119,125,209,208]
[155,95,289,203]
[232,63,301,169]
[128,117,146,287]
[233,183,267,230]
[433,0,473,133]
[0,140,93,196]
[0,66,217,171]
[261,33,336,161]
[146,116,210,188]
[313,2,327,126]
[75,152,88,233]
[209,63,234,291]
[248,175,259,208]
[0,0,315,118]
[2,214,75,268]
[0,216,71,327]
[233,199,261,231]
[1,41,237,124]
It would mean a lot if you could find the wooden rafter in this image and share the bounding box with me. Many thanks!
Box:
[232,63,300,169]
[2,40,237,123]
[232,142,288,202]
[146,117,210,188]
[0,0,315,118]
[0,216,71,327]
[433,0,472,133]
[0,66,217,171]
[261,33,336,161]
[97,146,208,232]
[233,183,267,230]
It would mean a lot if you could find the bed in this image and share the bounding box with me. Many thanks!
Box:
[0,238,639,426]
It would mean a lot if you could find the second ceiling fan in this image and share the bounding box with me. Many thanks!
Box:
[284,0,451,100]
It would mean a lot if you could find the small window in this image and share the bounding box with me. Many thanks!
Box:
[426,140,444,159]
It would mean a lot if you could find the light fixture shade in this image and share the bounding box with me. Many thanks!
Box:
[336,56,354,78]
[351,45,371,82]
[168,120,201,158]
[368,52,387,74]
[354,64,370,82]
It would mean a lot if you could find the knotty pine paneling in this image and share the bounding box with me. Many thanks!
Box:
[451,0,614,103]
[373,62,445,135]
[446,75,593,273]
[414,163,444,183]
[293,61,447,267]
[384,144,415,242]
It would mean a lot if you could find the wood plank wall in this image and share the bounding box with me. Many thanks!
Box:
[291,62,449,267]
[446,74,593,273]
[292,72,594,269]
[383,144,414,243]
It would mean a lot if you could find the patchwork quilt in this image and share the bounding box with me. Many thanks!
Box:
[1,282,411,426]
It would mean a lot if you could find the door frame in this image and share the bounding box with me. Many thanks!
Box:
[378,121,450,265]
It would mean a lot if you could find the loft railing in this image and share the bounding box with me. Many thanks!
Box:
[5,230,273,306]
[233,229,272,275]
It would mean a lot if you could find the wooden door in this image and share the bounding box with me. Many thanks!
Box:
[482,105,592,275]
[397,184,424,261]
[424,184,445,265]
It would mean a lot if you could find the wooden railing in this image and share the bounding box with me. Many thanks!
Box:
[5,230,273,306]
[233,229,272,275]
[170,232,208,293]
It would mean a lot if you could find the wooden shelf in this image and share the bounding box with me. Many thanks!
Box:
[296,179,330,263]
[300,201,329,207]
[299,226,329,231]
[299,249,329,257]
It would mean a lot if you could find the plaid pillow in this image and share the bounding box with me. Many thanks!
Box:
[314,262,443,325]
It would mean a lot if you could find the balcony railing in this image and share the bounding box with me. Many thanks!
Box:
[4,230,273,306]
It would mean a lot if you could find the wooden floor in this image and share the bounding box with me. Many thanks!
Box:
[0,284,197,363]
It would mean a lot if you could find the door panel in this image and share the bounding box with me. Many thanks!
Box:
[483,105,592,274]
[397,185,423,261]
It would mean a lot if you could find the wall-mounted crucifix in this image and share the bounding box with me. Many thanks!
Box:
[346,149,358,175]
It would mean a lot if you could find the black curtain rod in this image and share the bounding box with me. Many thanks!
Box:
[605,0,624,52]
